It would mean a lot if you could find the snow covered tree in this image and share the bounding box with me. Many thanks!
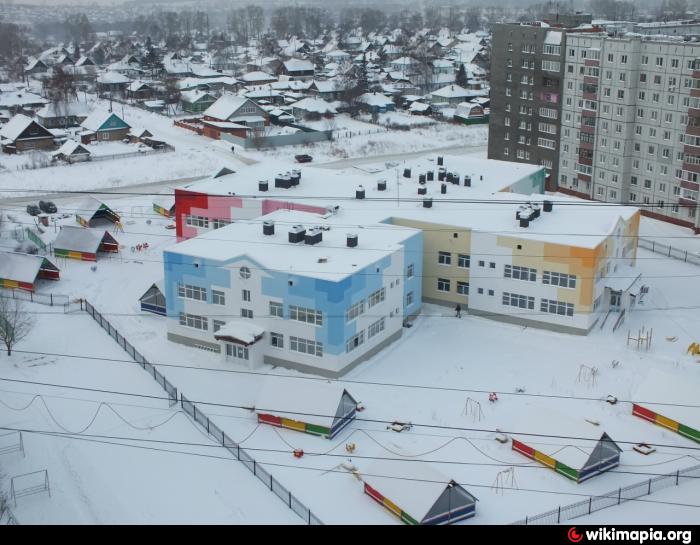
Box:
[0,297,33,357]
[456,63,468,88]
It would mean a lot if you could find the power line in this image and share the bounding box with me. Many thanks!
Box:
[2,424,700,511]
[1,376,699,451]
[9,347,700,411]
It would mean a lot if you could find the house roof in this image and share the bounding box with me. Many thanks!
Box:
[358,92,393,107]
[73,197,115,220]
[37,102,90,119]
[0,91,47,109]
[292,97,337,114]
[363,459,473,522]
[96,71,130,85]
[180,90,215,104]
[255,377,353,429]
[431,84,470,98]
[0,114,50,142]
[0,252,58,284]
[81,110,130,132]
[283,59,314,72]
[204,95,256,121]
[240,71,276,82]
[53,139,91,157]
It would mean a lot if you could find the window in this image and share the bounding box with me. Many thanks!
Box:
[178,283,207,301]
[502,292,535,310]
[269,301,283,318]
[538,137,556,150]
[504,265,536,281]
[270,332,284,349]
[543,271,576,288]
[406,291,414,307]
[438,251,452,265]
[457,282,469,296]
[213,319,225,333]
[241,308,253,318]
[185,215,209,228]
[407,264,414,279]
[290,305,323,326]
[212,290,225,305]
[346,300,365,322]
[239,266,251,279]
[478,260,485,267]
[346,331,365,353]
[290,336,323,357]
[542,60,560,72]
[458,254,470,268]
[242,289,251,302]
[489,262,496,269]
[368,288,386,308]
[437,278,451,292]
[540,299,574,317]
[368,318,386,339]
[225,343,249,360]
[212,219,230,229]
[179,312,208,330]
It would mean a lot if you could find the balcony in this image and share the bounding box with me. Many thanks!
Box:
[582,91,598,101]
[680,179,700,191]
[583,76,599,85]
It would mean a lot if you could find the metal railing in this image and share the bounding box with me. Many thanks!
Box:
[83,300,321,524]
[639,238,700,266]
[180,394,323,525]
[83,300,178,405]
[511,463,700,525]
[0,288,77,312]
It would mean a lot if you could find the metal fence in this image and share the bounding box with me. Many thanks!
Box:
[0,288,77,312]
[83,300,178,405]
[83,300,321,524]
[180,394,323,525]
[0,501,19,525]
[511,463,700,525]
[639,238,700,266]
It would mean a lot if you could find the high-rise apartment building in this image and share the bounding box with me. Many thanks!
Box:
[488,16,594,190]
[558,34,700,232]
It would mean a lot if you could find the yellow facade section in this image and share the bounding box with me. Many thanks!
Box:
[655,414,680,432]
[281,418,307,432]
[383,497,403,517]
[389,218,472,305]
[534,450,557,468]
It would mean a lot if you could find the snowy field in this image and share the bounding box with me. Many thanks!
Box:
[1,190,698,524]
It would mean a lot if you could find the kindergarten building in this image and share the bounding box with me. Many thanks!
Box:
[163,210,423,377]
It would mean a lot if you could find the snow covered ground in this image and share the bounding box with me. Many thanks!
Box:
[1,189,698,524]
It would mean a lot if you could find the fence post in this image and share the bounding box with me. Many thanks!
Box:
[253,460,256,475]
[207,418,210,434]
[588,496,592,514]
[648,478,652,495]
[193,405,197,421]
[289,491,292,508]
[237,444,240,460]
[685,251,688,262]
[652,241,655,252]
[525,515,528,525]
[557,506,560,523]
[50,293,53,306]
[618,488,621,504]
[676,470,679,485]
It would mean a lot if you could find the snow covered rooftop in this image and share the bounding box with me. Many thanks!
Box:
[53,139,90,157]
[283,59,314,72]
[97,71,130,85]
[167,209,419,282]
[431,84,470,98]
[203,95,251,120]
[254,377,350,429]
[0,114,41,142]
[291,97,336,114]
[176,157,637,248]
[214,320,265,345]
[0,252,57,284]
[81,110,129,132]
[240,71,276,82]
[53,226,105,254]
[37,102,90,118]
[362,459,469,522]
[634,370,700,428]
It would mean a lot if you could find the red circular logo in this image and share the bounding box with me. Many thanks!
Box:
[568,527,584,543]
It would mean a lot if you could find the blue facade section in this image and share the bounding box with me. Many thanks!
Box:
[401,231,423,317]
[163,251,233,320]
[261,253,394,356]
[508,168,546,195]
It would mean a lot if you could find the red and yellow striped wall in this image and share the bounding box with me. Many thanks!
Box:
[54,248,97,262]
[257,413,332,439]
[364,483,419,525]
[0,278,35,291]
[512,439,580,481]
[632,404,700,444]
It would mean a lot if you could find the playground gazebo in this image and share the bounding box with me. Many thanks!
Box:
[363,459,477,525]
[0,252,60,291]
[74,197,120,227]
[512,406,622,483]
[255,378,357,439]
[633,370,700,444]
[139,281,166,316]
[53,226,119,261]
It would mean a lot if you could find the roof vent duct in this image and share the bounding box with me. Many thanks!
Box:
[543,200,553,212]
[263,220,274,236]
[258,180,268,192]
[377,179,387,191]
[347,233,358,247]
[356,185,365,199]
[288,224,306,243]
[305,227,322,245]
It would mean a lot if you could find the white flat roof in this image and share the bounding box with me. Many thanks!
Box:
[168,209,419,282]
[176,157,636,248]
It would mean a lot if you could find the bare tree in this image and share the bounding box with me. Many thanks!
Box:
[0,297,33,357]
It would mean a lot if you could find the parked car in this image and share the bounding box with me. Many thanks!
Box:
[26,204,40,216]
[39,200,57,214]
[295,154,313,163]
